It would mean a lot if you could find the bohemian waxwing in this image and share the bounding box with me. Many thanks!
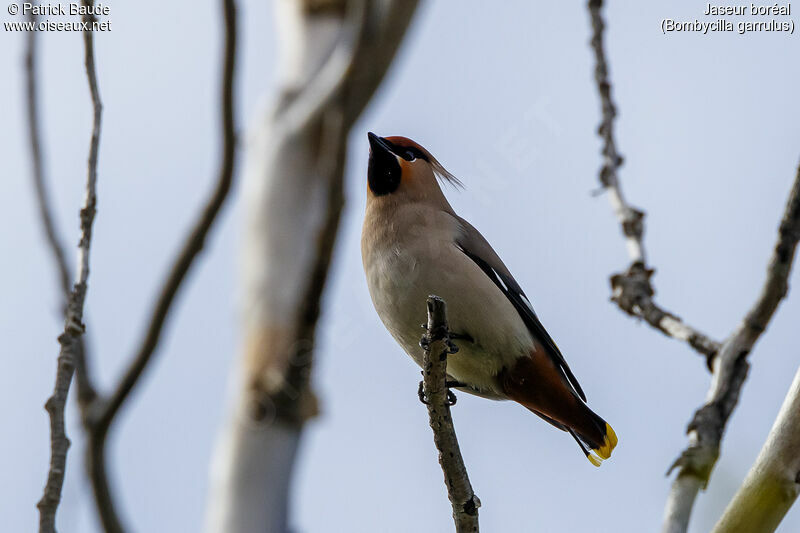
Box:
[361,132,617,466]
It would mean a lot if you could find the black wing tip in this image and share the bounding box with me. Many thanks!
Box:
[455,238,588,402]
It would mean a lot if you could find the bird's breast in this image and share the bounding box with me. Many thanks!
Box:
[362,207,534,396]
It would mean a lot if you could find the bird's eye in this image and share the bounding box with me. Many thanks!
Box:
[404,150,417,162]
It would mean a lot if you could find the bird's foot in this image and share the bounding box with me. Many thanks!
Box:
[417,380,429,405]
[445,388,458,405]
[419,336,430,352]
[419,332,467,355]
[418,378,461,406]
[445,380,467,405]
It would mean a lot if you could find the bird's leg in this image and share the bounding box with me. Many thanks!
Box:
[445,380,468,406]
[447,332,474,355]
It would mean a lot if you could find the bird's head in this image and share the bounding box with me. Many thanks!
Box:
[366,132,461,202]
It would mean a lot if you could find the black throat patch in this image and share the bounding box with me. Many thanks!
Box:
[368,147,401,196]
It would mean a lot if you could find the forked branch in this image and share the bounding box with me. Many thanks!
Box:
[65,0,239,531]
[29,0,89,527]
[586,2,800,533]
[587,0,720,364]
[662,165,800,533]
[711,365,800,533]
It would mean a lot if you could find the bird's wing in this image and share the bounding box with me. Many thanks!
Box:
[452,215,587,402]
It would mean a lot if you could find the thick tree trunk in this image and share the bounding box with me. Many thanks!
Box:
[204,2,418,532]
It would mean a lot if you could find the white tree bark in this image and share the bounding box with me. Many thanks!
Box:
[205,2,419,532]
[710,366,800,533]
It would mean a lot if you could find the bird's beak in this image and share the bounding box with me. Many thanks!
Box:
[366,132,402,196]
[368,132,396,158]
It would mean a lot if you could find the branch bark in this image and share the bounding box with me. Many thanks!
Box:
[25,2,88,530]
[587,0,721,364]
[66,1,239,531]
[35,2,102,531]
[205,2,418,531]
[662,165,800,533]
[586,2,800,532]
[421,296,480,533]
[710,365,800,533]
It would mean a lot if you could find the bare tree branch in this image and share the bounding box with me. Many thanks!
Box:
[65,1,239,531]
[586,2,800,532]
[420,296,480,533]
[586,0,721,364]
[662,166,800,533]
[26,10,70,301]
[34,2,103,531]
[92,0,238,434]
[710,365,800,533]
[24,4,82,530]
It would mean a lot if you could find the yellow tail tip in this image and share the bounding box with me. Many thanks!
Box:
[590,423,618,464]
[587,453,603,467]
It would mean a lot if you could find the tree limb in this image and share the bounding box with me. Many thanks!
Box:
[26,6,71,302]
[586,2,800,531]
[69,1,239,531]
[662,165,800,533]
[710,365,800,533]
[91,0,238,433]
[34,2,102,531]
[256,0,421,422]
[206,3,420,531]
[25,3,85,530]
[421,296,480,533]
[587,0,721,364]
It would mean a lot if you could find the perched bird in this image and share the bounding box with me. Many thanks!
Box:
[361,132,617,466]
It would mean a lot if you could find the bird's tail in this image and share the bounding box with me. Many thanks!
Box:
[500,354,618,467]
[531,406,617,467]
[566,410,617,467]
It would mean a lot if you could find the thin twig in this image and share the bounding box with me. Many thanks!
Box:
[69,3,101,407]
[662,166,800,533]
[74,0,239,530]
[60,2,116,529]
[587,0,721,365]
[27,2,81,528]
[37,1,103,530]
[586,2,800,531]
[26,9,70,301]
[93,0,237,434]
[421,296,480,533]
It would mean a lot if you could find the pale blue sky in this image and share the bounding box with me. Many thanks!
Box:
[2,1,800,532]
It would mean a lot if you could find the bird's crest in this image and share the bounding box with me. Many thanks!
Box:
[384,136,464,189]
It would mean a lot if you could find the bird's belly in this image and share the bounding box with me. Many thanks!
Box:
[365,243,533,397]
